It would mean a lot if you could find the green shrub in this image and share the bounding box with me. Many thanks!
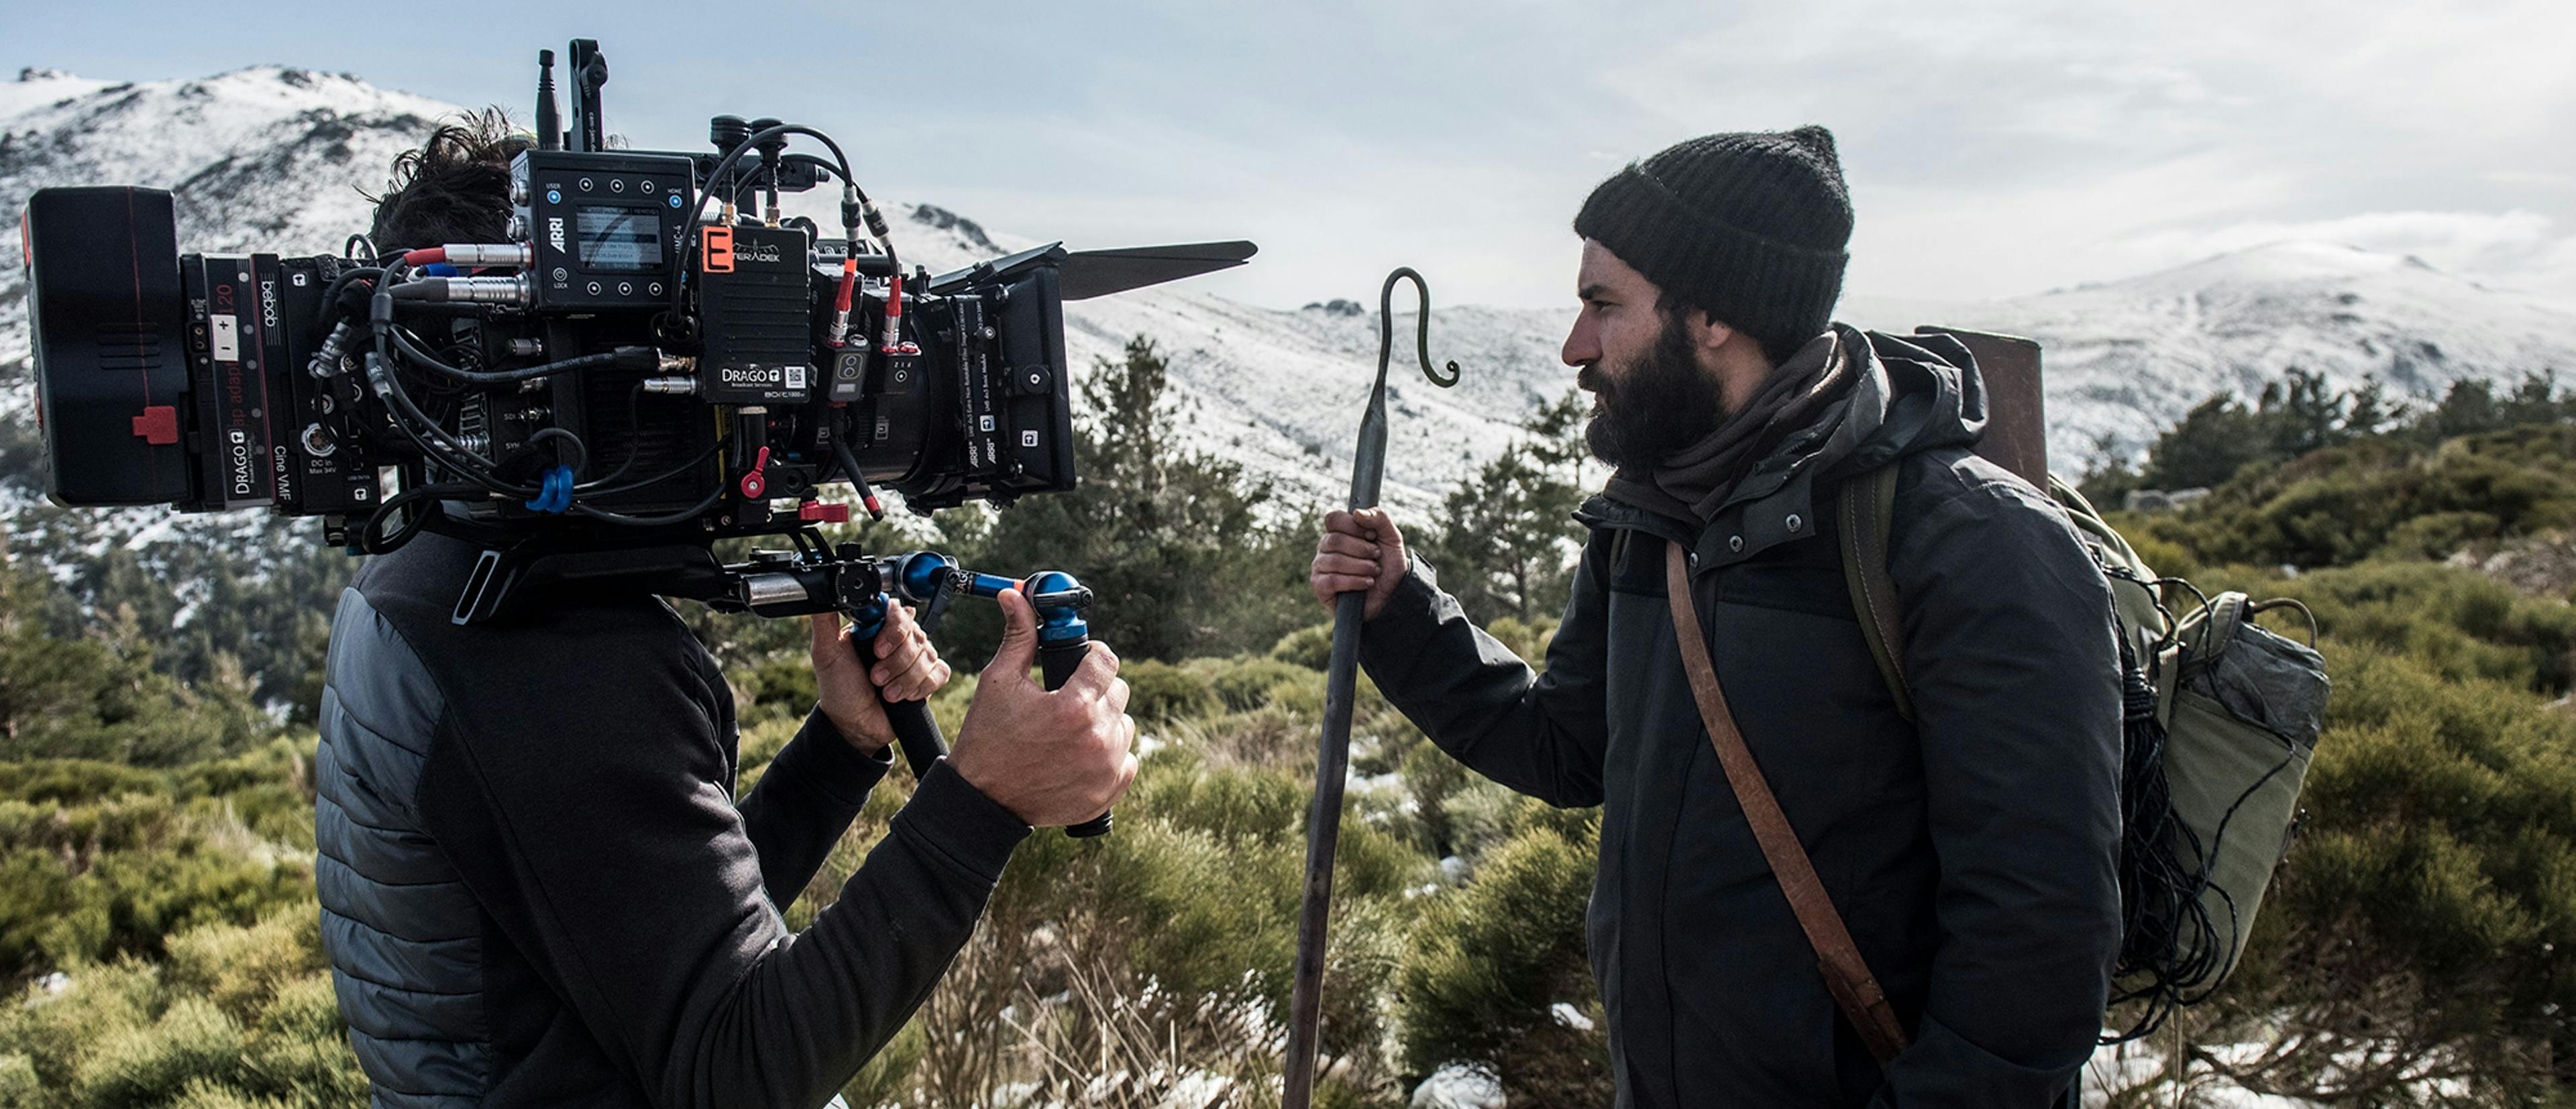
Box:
[1120,659,1220,723]
[79,998,246,1109]
[1397,815,1607,1104]
[737,649,820,730]
[0,1052,39,1107]
[1270,623,1334,670]
[2139,423,2576,572]
[164,909,325,1022]
[1203,657,1318,713]
[233,973,368,1108]
[1133,760,1304,841]
[0,782,311,984]
[1482,617,1557,666]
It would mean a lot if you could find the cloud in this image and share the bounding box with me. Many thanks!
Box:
[1577,0,2576,305]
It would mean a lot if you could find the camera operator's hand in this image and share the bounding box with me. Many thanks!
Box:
[810,602,949,754]
[947,588,1138,827]
[1312,507,1409,620]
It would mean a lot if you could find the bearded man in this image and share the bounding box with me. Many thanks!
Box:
[1311,127,2121,1107]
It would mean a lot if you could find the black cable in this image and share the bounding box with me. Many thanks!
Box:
[358,480,480,554]
[363,262,544,498]
[578,382,653,490]
[367,335,532,499]
[387,327,643,385]
[525,427,588,475]
[674,123,887,315]
[317,266,384,324]
[570,487,722,527]
[829,412,885,518]
[588,441,722,498]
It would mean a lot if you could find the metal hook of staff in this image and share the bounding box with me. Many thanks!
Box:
[1380,266,1461,390]
[1341,268,1462,515]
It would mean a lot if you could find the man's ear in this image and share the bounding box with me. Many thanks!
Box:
[1680,307,1735,353]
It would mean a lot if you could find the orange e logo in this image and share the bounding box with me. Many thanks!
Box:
[701,226,735,273]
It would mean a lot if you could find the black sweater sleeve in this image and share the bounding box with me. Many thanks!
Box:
[736,706,895,909]
[1356,545,1612,808]
[419,668,1028,1109]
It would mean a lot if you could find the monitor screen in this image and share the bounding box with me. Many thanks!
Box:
[575,205,661,272]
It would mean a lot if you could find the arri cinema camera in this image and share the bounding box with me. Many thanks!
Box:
[19,40,1252,623]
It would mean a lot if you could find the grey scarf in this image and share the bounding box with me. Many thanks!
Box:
[1604,327,1855,525]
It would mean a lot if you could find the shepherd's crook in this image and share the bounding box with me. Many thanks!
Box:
[1282,268,1460,1108]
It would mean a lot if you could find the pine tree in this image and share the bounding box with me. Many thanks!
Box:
[2141,395,2273,490]
[971,337,1309,662]
[1425,391,1590,625]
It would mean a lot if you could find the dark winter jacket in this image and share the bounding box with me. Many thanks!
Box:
[1360,328,2124,1107]
[315,527,1029,1108]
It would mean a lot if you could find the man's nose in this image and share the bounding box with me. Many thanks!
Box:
[1561,315,1596,368]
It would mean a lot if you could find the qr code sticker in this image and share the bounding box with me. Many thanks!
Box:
[786,364,807,389]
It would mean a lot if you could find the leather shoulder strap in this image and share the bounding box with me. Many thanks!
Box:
[1837,464,1914,722]
[1665,541,1910,1067]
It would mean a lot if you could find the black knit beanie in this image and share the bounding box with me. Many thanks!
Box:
[1573,126,1852,365]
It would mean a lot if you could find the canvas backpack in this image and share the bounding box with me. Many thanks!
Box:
[1835,464,2332,1041]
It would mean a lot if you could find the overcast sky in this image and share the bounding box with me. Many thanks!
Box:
[10,0,2572,311]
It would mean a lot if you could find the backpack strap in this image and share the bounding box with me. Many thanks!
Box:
[1664,541,1910,1068]
[1837,464,1915,722]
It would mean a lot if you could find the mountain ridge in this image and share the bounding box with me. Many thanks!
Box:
[4,64,2569,560]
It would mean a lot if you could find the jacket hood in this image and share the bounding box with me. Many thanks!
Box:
[1822,324,1988,479]
[1578,323,1989,563]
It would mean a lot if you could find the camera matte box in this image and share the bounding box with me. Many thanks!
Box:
[23,187,193,507]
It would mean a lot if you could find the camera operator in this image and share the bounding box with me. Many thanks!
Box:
[315,117,1138,1109]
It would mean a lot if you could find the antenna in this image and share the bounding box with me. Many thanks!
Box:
[566,39,607,152]
[533,50,561,152]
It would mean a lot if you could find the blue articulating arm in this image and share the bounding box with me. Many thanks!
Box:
[883,552,1108,838]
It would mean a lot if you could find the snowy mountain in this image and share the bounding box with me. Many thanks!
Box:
[1892,243,2576,462]
[5,63,2572,561]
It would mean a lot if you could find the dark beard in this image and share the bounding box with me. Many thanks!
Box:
[1582,315,1721,472]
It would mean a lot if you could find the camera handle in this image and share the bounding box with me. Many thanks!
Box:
[441,529,1106,834]
[838,590,949,780]
[885,554,1109,837]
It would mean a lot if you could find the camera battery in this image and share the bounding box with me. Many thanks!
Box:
[183,255,281,511]
[697,224,813,404]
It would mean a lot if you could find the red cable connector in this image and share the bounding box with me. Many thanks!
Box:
[829,257,857,346]
[878,272,919,356]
